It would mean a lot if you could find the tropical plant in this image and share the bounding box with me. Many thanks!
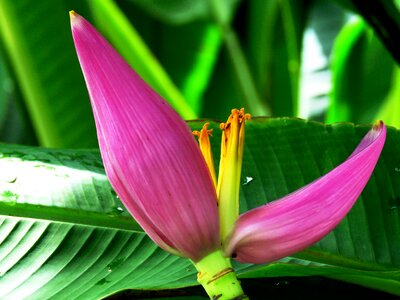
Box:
[0,0,399,298]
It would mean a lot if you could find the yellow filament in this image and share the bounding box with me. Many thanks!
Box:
[193,123,217,188]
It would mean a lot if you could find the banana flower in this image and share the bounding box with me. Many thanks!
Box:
[70,12,386,300]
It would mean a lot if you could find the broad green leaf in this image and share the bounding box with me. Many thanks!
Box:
[242,257,400,295]
[86,0,196,119]
[0,118,400,298]
[247,0,313,117]
[0,143,253,299]
[0,0,97,148]
[327,18,396,124]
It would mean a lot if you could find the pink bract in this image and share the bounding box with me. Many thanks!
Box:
[226,122,386,264]
[70,12,219,262]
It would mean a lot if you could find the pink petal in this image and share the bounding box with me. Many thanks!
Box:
[226,122,386,264]
[70,12,219,261]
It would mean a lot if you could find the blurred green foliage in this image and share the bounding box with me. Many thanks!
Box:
[0,0,399,148]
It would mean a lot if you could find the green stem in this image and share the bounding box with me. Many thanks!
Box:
[209,0,271,117]
[193,250,248,300]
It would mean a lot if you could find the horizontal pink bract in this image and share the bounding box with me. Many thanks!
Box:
[226,122,386,264]
[70,13,219,261]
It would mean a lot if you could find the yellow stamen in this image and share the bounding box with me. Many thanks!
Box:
[193,123,217,188]
[217,108,250,244]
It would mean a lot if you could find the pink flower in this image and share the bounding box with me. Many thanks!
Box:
[70,11,386,268]
[70,11,219,262]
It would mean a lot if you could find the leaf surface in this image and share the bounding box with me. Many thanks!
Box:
[0,118,399,298]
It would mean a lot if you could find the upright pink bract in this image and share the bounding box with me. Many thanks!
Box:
[226,122,386,264]
[70,12,219,261]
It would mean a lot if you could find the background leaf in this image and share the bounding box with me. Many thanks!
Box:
[298,0,348,120]
[125,0,239,25]
[0,118,399,298]
[375,68,400,128]
[326,18,397,124]
[332,0,400,64]
[0,0,97,148]
[350,0,400,65]
[0,48,37,145]
[117,1,224,115]
[247,0,313,117]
